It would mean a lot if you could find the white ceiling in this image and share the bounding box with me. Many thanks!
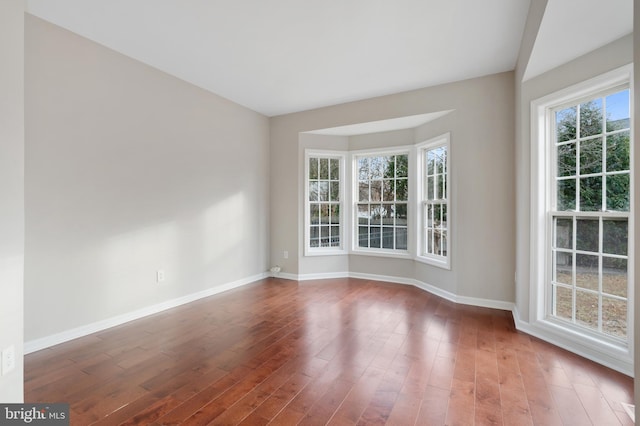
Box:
[524,0,633,81]
[25,1,633,117]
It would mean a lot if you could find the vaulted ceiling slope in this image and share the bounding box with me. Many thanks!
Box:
[26,1,632,117]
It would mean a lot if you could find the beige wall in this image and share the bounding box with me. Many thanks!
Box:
[0,0,25,402]
[24,15,270,341]
[272,72,516,304]
[514,0,548,323]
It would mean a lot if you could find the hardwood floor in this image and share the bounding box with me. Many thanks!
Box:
[25,277,634,425]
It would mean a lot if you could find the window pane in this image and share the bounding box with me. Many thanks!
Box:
[318,181,329,201]
[309,158,318,179]
[330,204,340,224]
[606,132,630,172]
[580,138,602,175]
[310,226,319,239]
[383,180,394,201]
[320,226,330,247]
[556,106,577,142]
[427,176,434,199]
[554,217,573,249]
[576,218,598,252]
[320,205,330,224]
[358,226,368,247]
[310,237,319,248]
[605,90,630,131]
[435,175,443,199]
[603,297,626,338]
[602,257,627,297]
[370,157,385,179]
[440,233,448,256]
[554,285,572,320]
[330,181,339,201]
[442,173,447,200]
[606,173,629,211]
[575,253,598,291]
[555,252,572,285]
[427,151,435,175]
[426,204,433,228]
[395,203,408,226]
[557,143,576,177]
[580,99,602,137]
[557,179,576,210]
[330,158,339,180]
[358,158,369,180]
[427,229,433,254]
[441,204,448,230]
[358,182,369,202]
[370,227,381,248]
[396,178,408,201]
[358,204,369,225]
[319,158,329,180]
[579,176,601,211]
[382,227,394,249]
[330,226,340,247]
[310,204,320,224]
[370,205,383,225]
[576,290,598,330]
[396,227,407,250]
[380,205,391,226]
[309,182,318,201]
[395,155,408,178]
[603,219,627,255]
[370,180,382,202]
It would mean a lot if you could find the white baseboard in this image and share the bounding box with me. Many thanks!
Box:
[295,271,514,312]
[24,272,269,354]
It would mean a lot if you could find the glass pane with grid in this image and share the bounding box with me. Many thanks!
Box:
[423,145,448,258]
[309,156,341,248]
[550,88,630,339]
[356,154,408,250]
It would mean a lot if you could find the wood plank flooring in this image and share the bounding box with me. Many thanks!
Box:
[24,277,634,425]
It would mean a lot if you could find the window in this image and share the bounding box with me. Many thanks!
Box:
[417,135,450,268]
[305,151,345,255]
[550,87,631,340]
[354,151,408,253]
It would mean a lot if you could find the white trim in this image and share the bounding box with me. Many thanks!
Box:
[304,150,348,256]
[529,64,634,376]
[415,133,452,269]
[512,307,633,376]
[297,271,350,281]
[24,272,269,354]
[295,271,514,311]
[351,147,412,256]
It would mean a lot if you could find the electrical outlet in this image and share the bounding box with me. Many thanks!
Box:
[1,345,16,375]
[283,250,288,259]
[157,270,165,283]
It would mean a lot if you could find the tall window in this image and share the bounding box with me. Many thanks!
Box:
[305,152,345,254]
[355,152,408,252]
[418,135,450,268]
[550,86,631,340]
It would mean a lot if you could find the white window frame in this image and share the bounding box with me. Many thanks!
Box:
[350,147,412,258]
[416,133,451,269]
[304,150,347,256]
[530,65,634,372]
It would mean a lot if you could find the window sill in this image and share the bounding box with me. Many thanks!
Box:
[350,248,412,260]
[304,248,347,257]
[415,255,451,270]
